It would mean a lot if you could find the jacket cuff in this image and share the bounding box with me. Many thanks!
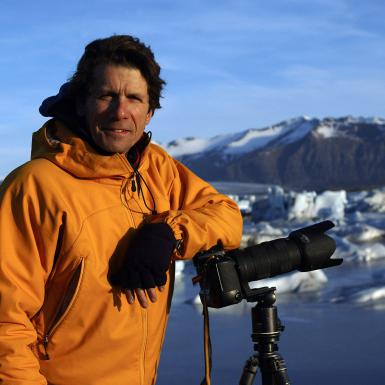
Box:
[145,212,184,257]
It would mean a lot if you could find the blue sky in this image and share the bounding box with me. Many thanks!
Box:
[1,0,384,177]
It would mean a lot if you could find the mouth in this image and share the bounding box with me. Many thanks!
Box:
[103,128,133,134]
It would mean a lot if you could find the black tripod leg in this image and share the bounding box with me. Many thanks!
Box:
[239,355,259,385]
[260,352,290,385]
[244,289,291,385]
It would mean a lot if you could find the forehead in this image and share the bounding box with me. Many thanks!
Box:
[90,64,148,91]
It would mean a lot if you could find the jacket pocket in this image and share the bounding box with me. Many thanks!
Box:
[39,257,85,360]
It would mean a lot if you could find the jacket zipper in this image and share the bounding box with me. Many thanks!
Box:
[122,155,150,384]
[140,308,148,385]
[41,257,85,360]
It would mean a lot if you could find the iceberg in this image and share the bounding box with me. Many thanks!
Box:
[250,270,328,294]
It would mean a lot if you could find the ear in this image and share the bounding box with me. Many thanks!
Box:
[145,110,153,125]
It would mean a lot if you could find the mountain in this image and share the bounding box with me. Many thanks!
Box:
[163,116,385,191]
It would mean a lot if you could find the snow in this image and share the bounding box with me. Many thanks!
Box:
[224,117,316,154]
[164,116,319,157]
[226,127,281,153]
[315,124,339,138]
[165,137,216,157]
[164,116,385,160]
[273,119,316,145]
[344,115,385,126]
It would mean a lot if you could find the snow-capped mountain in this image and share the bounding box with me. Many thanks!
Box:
[164,116,385,191]
[165,116,318,157]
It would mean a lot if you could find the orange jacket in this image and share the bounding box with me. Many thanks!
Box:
[0,119,242,385]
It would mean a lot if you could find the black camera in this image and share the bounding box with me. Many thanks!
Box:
[193,220,342,308]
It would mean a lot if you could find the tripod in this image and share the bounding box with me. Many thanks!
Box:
[239,287,290,385]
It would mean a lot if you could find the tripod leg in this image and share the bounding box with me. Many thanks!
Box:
[260,353,290,385]
[239,355,259,385]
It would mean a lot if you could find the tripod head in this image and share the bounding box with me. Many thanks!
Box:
[240,286,290,385]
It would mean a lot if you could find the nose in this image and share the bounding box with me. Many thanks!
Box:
[111,97,128,120]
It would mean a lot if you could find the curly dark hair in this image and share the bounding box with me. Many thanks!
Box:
[69,35,166,113]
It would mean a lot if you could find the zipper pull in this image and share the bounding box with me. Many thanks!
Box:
[135,172,141,194]
[131,179,136,192]
[43,334,50,360]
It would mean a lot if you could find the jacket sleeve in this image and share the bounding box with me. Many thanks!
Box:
[151,158,243,260]
[0,170,59,384]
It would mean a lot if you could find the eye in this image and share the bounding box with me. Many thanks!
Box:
[126,94,143,103]
[97,93,114,101]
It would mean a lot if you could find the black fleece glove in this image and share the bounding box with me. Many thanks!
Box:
[110,223,177,289]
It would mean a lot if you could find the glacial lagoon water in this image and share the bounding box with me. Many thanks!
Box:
[157,258,385,385]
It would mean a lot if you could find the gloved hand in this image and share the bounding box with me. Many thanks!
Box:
[110,223,177,289]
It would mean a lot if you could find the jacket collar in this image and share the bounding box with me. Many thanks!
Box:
[31,119,151,180]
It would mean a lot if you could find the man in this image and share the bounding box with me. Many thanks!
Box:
[0,35,242,385]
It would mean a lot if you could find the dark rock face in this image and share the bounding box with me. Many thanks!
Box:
[176,118,385,191]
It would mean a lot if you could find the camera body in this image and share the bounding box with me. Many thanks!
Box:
[193,220,341,308]
[195,252,243,308]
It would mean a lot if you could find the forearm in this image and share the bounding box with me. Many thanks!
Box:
[152,159,243,259]
[148,188,243,260]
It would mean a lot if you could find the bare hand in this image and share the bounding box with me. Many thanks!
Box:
[125,286,165,308]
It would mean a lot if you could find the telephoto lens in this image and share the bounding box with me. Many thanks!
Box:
[193,220,342,308]
[230,220,340,283]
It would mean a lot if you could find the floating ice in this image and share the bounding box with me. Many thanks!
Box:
[313,191,347,221]
[243,221,285,246]
[355,243,385,262]
[288,191,317,220]
[252,188,347,222]
[252,186,287,221]
[327,236,385,262]
[250,270,328,294]
[180,184,385,309]
[331,285,385,308]
[237,199,252,215]
[175,260,185,279]
[346,224,385,243]
[352,286,385,304]
[363,189,385,212]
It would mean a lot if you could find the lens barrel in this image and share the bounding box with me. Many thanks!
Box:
[193,220,342,308]
[230,238,301,282]
[229,220,339,283]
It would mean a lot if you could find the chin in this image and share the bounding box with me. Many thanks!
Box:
[97,141,132,154]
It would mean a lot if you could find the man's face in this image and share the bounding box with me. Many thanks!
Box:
[79,64,152,154]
